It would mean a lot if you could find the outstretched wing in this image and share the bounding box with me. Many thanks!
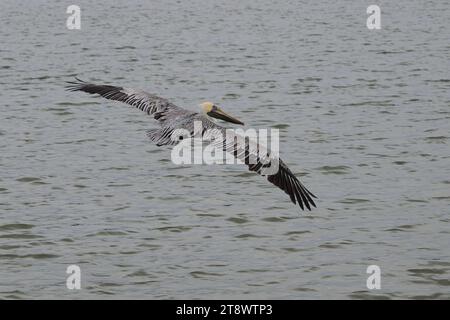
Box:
[204,126,317,211]
[66,78,192,124]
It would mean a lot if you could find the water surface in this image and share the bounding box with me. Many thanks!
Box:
[0,0,449,299]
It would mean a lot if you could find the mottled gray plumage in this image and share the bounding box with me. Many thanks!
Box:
[66,78,316,210]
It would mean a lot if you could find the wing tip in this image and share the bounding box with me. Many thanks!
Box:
[65,77,87,91]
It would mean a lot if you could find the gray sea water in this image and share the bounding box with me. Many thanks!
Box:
[0,0,449,299]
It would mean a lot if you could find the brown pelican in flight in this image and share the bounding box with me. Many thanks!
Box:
[66,78,317,210]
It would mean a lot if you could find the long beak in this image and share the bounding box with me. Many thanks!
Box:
[207,108,244,125]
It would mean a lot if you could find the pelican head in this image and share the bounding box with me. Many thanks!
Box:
[200,102,244,125]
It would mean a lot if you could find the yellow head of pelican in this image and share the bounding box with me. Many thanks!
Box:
[200,101,244,125]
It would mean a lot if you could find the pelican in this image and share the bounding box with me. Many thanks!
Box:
[66,78,317,210]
